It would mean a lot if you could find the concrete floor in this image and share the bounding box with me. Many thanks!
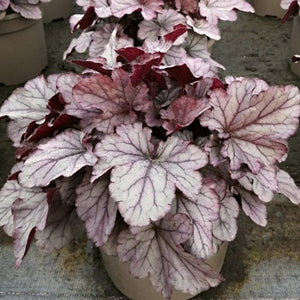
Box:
[0,5,299,300]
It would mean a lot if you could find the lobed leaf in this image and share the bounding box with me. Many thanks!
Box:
[19,129,97,188]
[76,173,118,246]
[117,213,223,298]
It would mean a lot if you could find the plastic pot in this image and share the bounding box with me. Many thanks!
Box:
[290,15,300,77]
[40,0,73,23]
[0,13,47,85]
[251,0,285,18]
[101,242,228,300]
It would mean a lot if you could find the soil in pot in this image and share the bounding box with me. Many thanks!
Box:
[0,13,47,85]
[101,242,228,300]
[251,0,285,18]
[40,0,73,23]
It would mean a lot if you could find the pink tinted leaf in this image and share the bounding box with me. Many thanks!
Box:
[13,187,50,266]
[0,75,57,145]
[63,32,93,60]
[173,181,219,258]
[161,96,211,135]
[186,16,220,40]
[238,166,276,203]
[35,198,80,252]
[0,180,21,236]
[0,0,9,10]
[212,181,239,241]
[19,129,97,188]
[174,0,198,14]
[111,0,163,20]
[76,173,118,246]
[200,79,300,173]
[93,123,207,226]
[56,173,85,206]
[118,214,223,298]
[10,2,42,19]
[138,9,186,41]
[235,186,267,226]
[276,169,300,204]
[199,0,254,23]
[93,0,112,18]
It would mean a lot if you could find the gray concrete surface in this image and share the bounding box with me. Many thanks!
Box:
[0,4,299,300]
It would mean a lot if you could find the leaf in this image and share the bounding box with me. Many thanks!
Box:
[13,187,50,266]
[72,69,150,132]
[19,129,97,188]
[63,31,93,60]
[0,180,21,236]
[235,186,267,226]
[200,79,300,173]
[110,0,163,20]
[172,180,220,259]
[0,75,58,146]
[276,169,300,204]
[186,16,220,40]
[93,123,207,226]
[161,96,211,135]
[212,181,239,241]
[0,0,9,11]
[138,9,186,41]
[76,173,118,247]
[117,213,223,298]
[174,0,198,14]
[10,2,42,19]
[35,197,80,252]
[198,0,254,23]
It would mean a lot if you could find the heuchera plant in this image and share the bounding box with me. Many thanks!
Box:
[0,0,51,19]
[1,22,300,298]
[63,0,254,76]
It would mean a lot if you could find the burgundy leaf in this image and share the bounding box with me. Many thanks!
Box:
[35,198,80,252]
[117,214,223,298]
[165,64,198,86]
[93,123,208,226]
[71,58,112,75]
[73,6,97,31]
[200,79,300,173]
[161,96,211,134]
[281,0,299,23]
[19,129,97,188]
[76,172,118,247]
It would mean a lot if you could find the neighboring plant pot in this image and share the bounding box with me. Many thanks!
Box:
[0,13,47,85]
[290,15,300,77]
[40,0,73,23]
[101,242,228,300]
[251,0,285,18]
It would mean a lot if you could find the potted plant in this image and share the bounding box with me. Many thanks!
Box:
[63,0,254,71]
[0,0,50,85]
[0,1,300,300]
[281,0,300,76]
[251,0,285,18]
[40,0,73,23]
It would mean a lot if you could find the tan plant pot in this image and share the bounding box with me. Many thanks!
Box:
[101,242,228,300]
[40,0,73,23]
[0,13,47,85]
[251,0,285,18]
[290,15,300,77]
